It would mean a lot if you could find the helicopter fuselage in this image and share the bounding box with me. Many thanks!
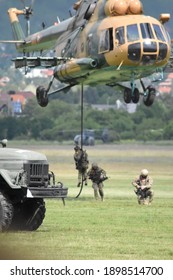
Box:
[6,0,172,107]
[13,13,170,86]
[55,14,171,86]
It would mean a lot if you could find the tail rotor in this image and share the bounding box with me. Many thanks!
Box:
[18,0,35,36]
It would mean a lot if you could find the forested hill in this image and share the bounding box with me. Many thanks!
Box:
[0,0,172,40]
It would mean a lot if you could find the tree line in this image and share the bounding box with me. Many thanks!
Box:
[1,94,173,142]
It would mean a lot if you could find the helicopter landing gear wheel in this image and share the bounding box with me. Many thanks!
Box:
[36,86,49,107]
[131,88,140,104]
[143,87,156,107]
[124,88,132,104]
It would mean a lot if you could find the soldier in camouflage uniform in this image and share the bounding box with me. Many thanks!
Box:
[87,163,107,201]
[132,169,154,205]
[74,145,89,188]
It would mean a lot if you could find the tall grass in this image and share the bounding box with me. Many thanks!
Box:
[0,144,173,260]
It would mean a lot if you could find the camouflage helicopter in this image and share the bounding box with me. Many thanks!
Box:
[2,0,173,107]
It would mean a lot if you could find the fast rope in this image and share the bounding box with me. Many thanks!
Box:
[75,83,85,198]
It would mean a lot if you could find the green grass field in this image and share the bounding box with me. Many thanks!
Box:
[0,143,173,260]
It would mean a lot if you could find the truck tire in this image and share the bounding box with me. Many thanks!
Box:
[88,137,95,146]
[0,191,13,232]
[10,198,46,231]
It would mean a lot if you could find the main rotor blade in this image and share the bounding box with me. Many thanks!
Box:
[0,40,26,43]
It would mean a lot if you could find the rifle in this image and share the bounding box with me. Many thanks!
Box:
[98,176,108,184]
[135,187,149,199]
[88,176,108,184]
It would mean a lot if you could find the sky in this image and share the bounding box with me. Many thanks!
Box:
[0,0,172,39]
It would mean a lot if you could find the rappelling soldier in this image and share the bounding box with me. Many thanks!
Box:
[87,163,108,201]
[74,145,89,188]
[132,169,154,205]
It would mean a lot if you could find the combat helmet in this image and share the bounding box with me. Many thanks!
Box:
[140,169,149,177]
[74,145,80,151]
[92,162,98,169]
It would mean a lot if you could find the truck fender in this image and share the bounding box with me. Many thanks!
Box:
[0,169,21,189]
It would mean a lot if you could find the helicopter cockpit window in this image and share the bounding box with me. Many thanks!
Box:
[140,23,154,39]
[127,24,139,42]
[163,28,171,44]
[99,28,113,53]
[158,43,168,61]
[153,24,166,42]
[115,26,125,45]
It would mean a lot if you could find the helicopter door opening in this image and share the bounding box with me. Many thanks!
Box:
[99,28,113,53]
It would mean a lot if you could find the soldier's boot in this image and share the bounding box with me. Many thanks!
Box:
[99,189,104,201]
[77,174,82,187]
[82,175,88,186]
[148,193,154,205]
[143,199,149,205]
[84,179,88,186]
[94,190,99,200]
[77,181,81,188]
[138,196,144,204]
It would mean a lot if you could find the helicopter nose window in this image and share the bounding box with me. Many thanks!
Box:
[142,55,157,65]
[140,23,154,39]
[128,43,141,61]
[127,24,139,42]
[163,29,171,44]
[115,26,125,45]
[158,43,168,61]
[143,41,157,53]
[153,24,166,42]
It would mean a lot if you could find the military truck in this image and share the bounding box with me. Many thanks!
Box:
[0,140,68,232]
[74,129,95,146]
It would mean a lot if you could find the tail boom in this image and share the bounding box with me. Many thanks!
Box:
[8,8,25,41]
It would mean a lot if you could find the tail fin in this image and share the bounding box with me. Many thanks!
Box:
[8,8,25,41]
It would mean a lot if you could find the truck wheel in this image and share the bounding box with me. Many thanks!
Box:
[88,137,95,146]
[25,199,46,231]
[0,192,13,232]
[10,198,46,231]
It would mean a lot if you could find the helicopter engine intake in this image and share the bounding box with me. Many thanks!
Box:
[104,0,143,16]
